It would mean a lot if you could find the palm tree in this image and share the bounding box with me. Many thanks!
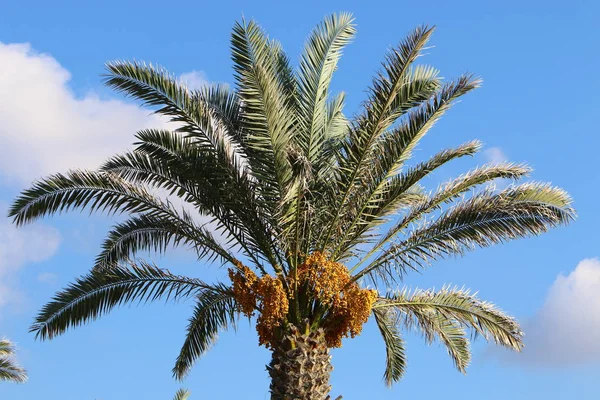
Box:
[9,13,573,399]
[0,338,27,383]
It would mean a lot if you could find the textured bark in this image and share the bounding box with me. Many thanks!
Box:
[267,324,341,400]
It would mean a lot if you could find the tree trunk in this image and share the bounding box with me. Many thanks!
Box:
[267,324,341,400]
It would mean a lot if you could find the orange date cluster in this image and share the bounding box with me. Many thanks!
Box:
[228,253,377,348]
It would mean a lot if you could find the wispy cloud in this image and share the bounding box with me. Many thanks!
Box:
[494,258,600,366]
[179,70,208,91]
[0,205,60,313]
[483,147,508,165]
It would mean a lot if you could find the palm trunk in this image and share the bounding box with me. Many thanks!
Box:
[267,324,341,400]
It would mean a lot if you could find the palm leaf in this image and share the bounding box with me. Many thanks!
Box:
[372,308,407,386]
[375,286,524,352]
[358,183,574,282]
[173,389,191,400]
[0,339,27,383]
[95,214,236,270]
[31,262,227,340]
[173,285,238,379]
[297,12,355,162]
[318,26,440,250]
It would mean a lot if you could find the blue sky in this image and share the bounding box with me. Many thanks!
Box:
[1,0,599,398]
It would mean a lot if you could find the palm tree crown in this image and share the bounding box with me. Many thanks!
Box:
[9,12,574,399]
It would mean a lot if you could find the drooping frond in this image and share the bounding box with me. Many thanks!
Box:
[104,61,245,171]
[173,284,238,380]
[103,65,280,269]
[0,339,27,383]
[372,308,406,386]
[31,262,227,340]
[99,138,265,268]
[125,129,272,268]
[375,286,524,357]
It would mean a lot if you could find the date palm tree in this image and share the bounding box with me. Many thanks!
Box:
[0,338,27,383]
[9,13,573,399]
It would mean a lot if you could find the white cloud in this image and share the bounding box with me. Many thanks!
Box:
[179,70,208,91]
[0,42,167,183]
[483,147,507,165]
[0,205,60,311]
[499,258,600,366]
[0,43,222,310]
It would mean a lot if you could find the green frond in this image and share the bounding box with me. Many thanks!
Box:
[173,285,238,380]
[362,183,574,281]
[30,262,225,340]
[361,26,438,133]
[173,389,191,400]
[105,61,244,161]
[95,214,236,270]
[370,75,481,183]
[297,12,355,162]
[372,308,407,386]
[104,62,256,227]
[231,19,295,200]
[352,162,533,278]
[334,140,482,260]
[8,170,179,226]
[412,311,471,373]
[376,286,524,353]
[318,25,442,250]
[102,131,275,273]
[0,339,27,383]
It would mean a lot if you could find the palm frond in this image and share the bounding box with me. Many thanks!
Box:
[318,25,441,250]
[297,12,355,162]
[352,162,533,276]
[231,19,295,203]
[31,262,225,340]
[104,61,245,165]
[359,183,574,282]
[173,284,238,380]
[0,339,27,383]
[334,140,482,259]
[372,308,406,386]
[104,65,279,267]
[95,214,236,270]
[173,389,191,400]
[375,286,524,353]
[8,170,178,226]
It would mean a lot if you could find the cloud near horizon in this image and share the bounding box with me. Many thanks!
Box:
[495,258,600,366]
